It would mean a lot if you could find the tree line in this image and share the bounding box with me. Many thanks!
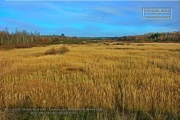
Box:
[0,28,86,46]
[116,32,180,42]
[0,28,179,46]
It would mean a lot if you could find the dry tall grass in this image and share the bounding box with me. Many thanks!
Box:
[0,43,179,119]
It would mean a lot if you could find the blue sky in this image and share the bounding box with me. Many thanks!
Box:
[0,1,180,37]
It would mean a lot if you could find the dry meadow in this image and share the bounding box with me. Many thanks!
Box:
[0,43,179,119]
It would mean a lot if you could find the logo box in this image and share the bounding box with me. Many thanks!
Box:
[142,7,172,19]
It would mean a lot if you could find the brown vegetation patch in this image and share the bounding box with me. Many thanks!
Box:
[15,44,41,49]
[59,64,86,73]
[44,45,70,55]
[169,49,180,52]
[44,47,57,55]
[113,43,125,45]
[0,45,15,50]
[136,44,145,46]
[66,66,85,72]
[108,48,146,50]
[58,45,70,54]
[0,44,41,50]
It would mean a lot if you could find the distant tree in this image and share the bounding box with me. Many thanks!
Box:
[61,33,65,38]
[150,33,161,41]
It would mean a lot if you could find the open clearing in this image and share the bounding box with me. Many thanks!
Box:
[0,43,179,119]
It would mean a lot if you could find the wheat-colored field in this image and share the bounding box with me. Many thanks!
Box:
[0,43,179,119]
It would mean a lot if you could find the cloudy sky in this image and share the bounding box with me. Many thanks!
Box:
[0,1,180,37]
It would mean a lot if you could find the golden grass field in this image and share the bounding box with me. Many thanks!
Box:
[0,43,179,119]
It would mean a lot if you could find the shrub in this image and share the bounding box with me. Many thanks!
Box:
[58,45,70,54]
[114,42,125,45]
[44,45,70,55]
[44,47,57,55]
